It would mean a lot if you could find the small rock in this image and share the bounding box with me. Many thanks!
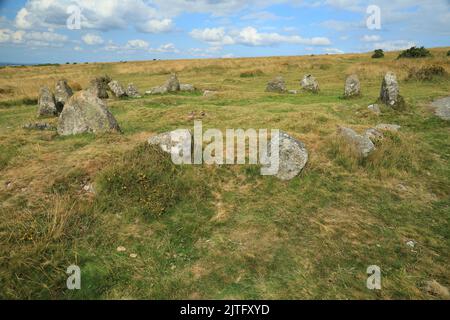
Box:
[365,128,384,142]
[300,74,319,93]
[431,97,450,121]
[375,124,401,131]
[5,181,13,190]
[146,86,168,95]
[203,90,217,97]
[116,246,126,252]
[108,80,127,98]
[405,240,416,248]
[126,83,141,98]
[266,76,286,93]
[148,129,192,157]
[396,183,408,192]
[288,90,298,94]
[180,84,195,92]
[368,104,381,115]
[424,280,450,298]
[129,253,138,258]
[82,183,95,194]
[337,126,376,158]
[23,122,56,131]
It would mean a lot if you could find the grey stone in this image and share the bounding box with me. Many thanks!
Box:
[54,79,73,112]
[23,122,56,131]
[266,76,286,93]
[337,126,375,158]
[380,72,402,108]
[375,123,401,131]
[344,74,360,98]
[88,76,111,99]
[108,80,127,98]
[424,280,450,298]
[365,128,384,142]
[288,90,298,94]
[126,83,141,98]
[37,87,58,117]
[146,86,168,95]
[180,83,195,92]
[431,97,450,121]
[148,129,192,158]
[57,90,121,135]
[368,104,381,115]
[165,73,180,92]
[262,131,308,181]
[301,74,320,93]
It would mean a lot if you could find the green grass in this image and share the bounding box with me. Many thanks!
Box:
[0,48,449,299]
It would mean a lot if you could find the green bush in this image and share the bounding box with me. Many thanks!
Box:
[240,69,264,78]
[372,49,384,59]
[398,46,431,59]
[447,50,450,57]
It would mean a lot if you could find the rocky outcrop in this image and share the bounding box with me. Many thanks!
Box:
[37,87,58,117]
[108,80,127,98]
[266,76,286,93]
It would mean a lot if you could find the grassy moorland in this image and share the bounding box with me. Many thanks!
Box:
[0,48,449,299]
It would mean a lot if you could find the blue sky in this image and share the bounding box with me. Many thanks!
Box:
[0,0,449,64]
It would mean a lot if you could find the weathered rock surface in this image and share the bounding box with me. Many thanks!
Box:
[55,79,73,111]
[146,86,168,95]
[23,122,56,131]
[301,74,320,93]
[57,90,121,135]
[375,123,401,131]
[180,84,195,92]
[380,72,403,108]
[424,280,450,298]
[165,73,180,92]
[368,104,381,115]
[37,87,58,117]
[262,131,308,181]
[88,76,110,99]
[344,74,360,98]
[364,128,384,142]
[148,129,192,158]
[337,126,375,158]
[266,76,286,93]
[288,90,298,94]
[125,83,141,98]
[108,80,127,98]
[431,97,450,121]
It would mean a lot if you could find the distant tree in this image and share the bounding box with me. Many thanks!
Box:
[372,49,384,59]
[398,46,431,59]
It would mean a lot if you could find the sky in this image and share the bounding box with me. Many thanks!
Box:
[0,0,449,64]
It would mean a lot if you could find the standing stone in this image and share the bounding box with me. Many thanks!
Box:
[57,90,121,135]
[108,80,127,98]
[165,73,180,92]
[262,131,308,181]
[380,72,403,108]
[55,79,73,112]
[37,87,58,117]
[431,97,450,121]
[266,76,286,93]
[301,74,320,93]
[88,76,111,99]
[344,74,360,98]
[126,83,141,98]
[337,126,375,158]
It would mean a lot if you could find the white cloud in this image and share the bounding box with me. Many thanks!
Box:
[125,39,149,49]
[0,28,67,46]
[74,46,83,51]
[362,35,381,42]
[82,33,104,45]
[191,26,331,47]
[324,47,344,54]
[137,19,174,33]
[149,43,179,53]
[373,40,416,51]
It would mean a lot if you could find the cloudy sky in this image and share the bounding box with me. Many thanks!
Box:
[0,0,449,64]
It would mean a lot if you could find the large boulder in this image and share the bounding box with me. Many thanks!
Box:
[108,80,127,98]
[262,131,308,181]
[54,79,73,112]
[380,72,403,108]
[301,74,320,93]
[344,74,360,98]
[266,76,286,93]
[431,97,450,121]
[126,83,141,98]
[37,87,58,117]
[337,126,375,158]
[57,90,121,135]
[165,73,180,92]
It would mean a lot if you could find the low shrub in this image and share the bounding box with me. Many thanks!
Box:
[240,69,264,78]
[407,65,448,81]
[372,49,384,59]
[398,46,431,59]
